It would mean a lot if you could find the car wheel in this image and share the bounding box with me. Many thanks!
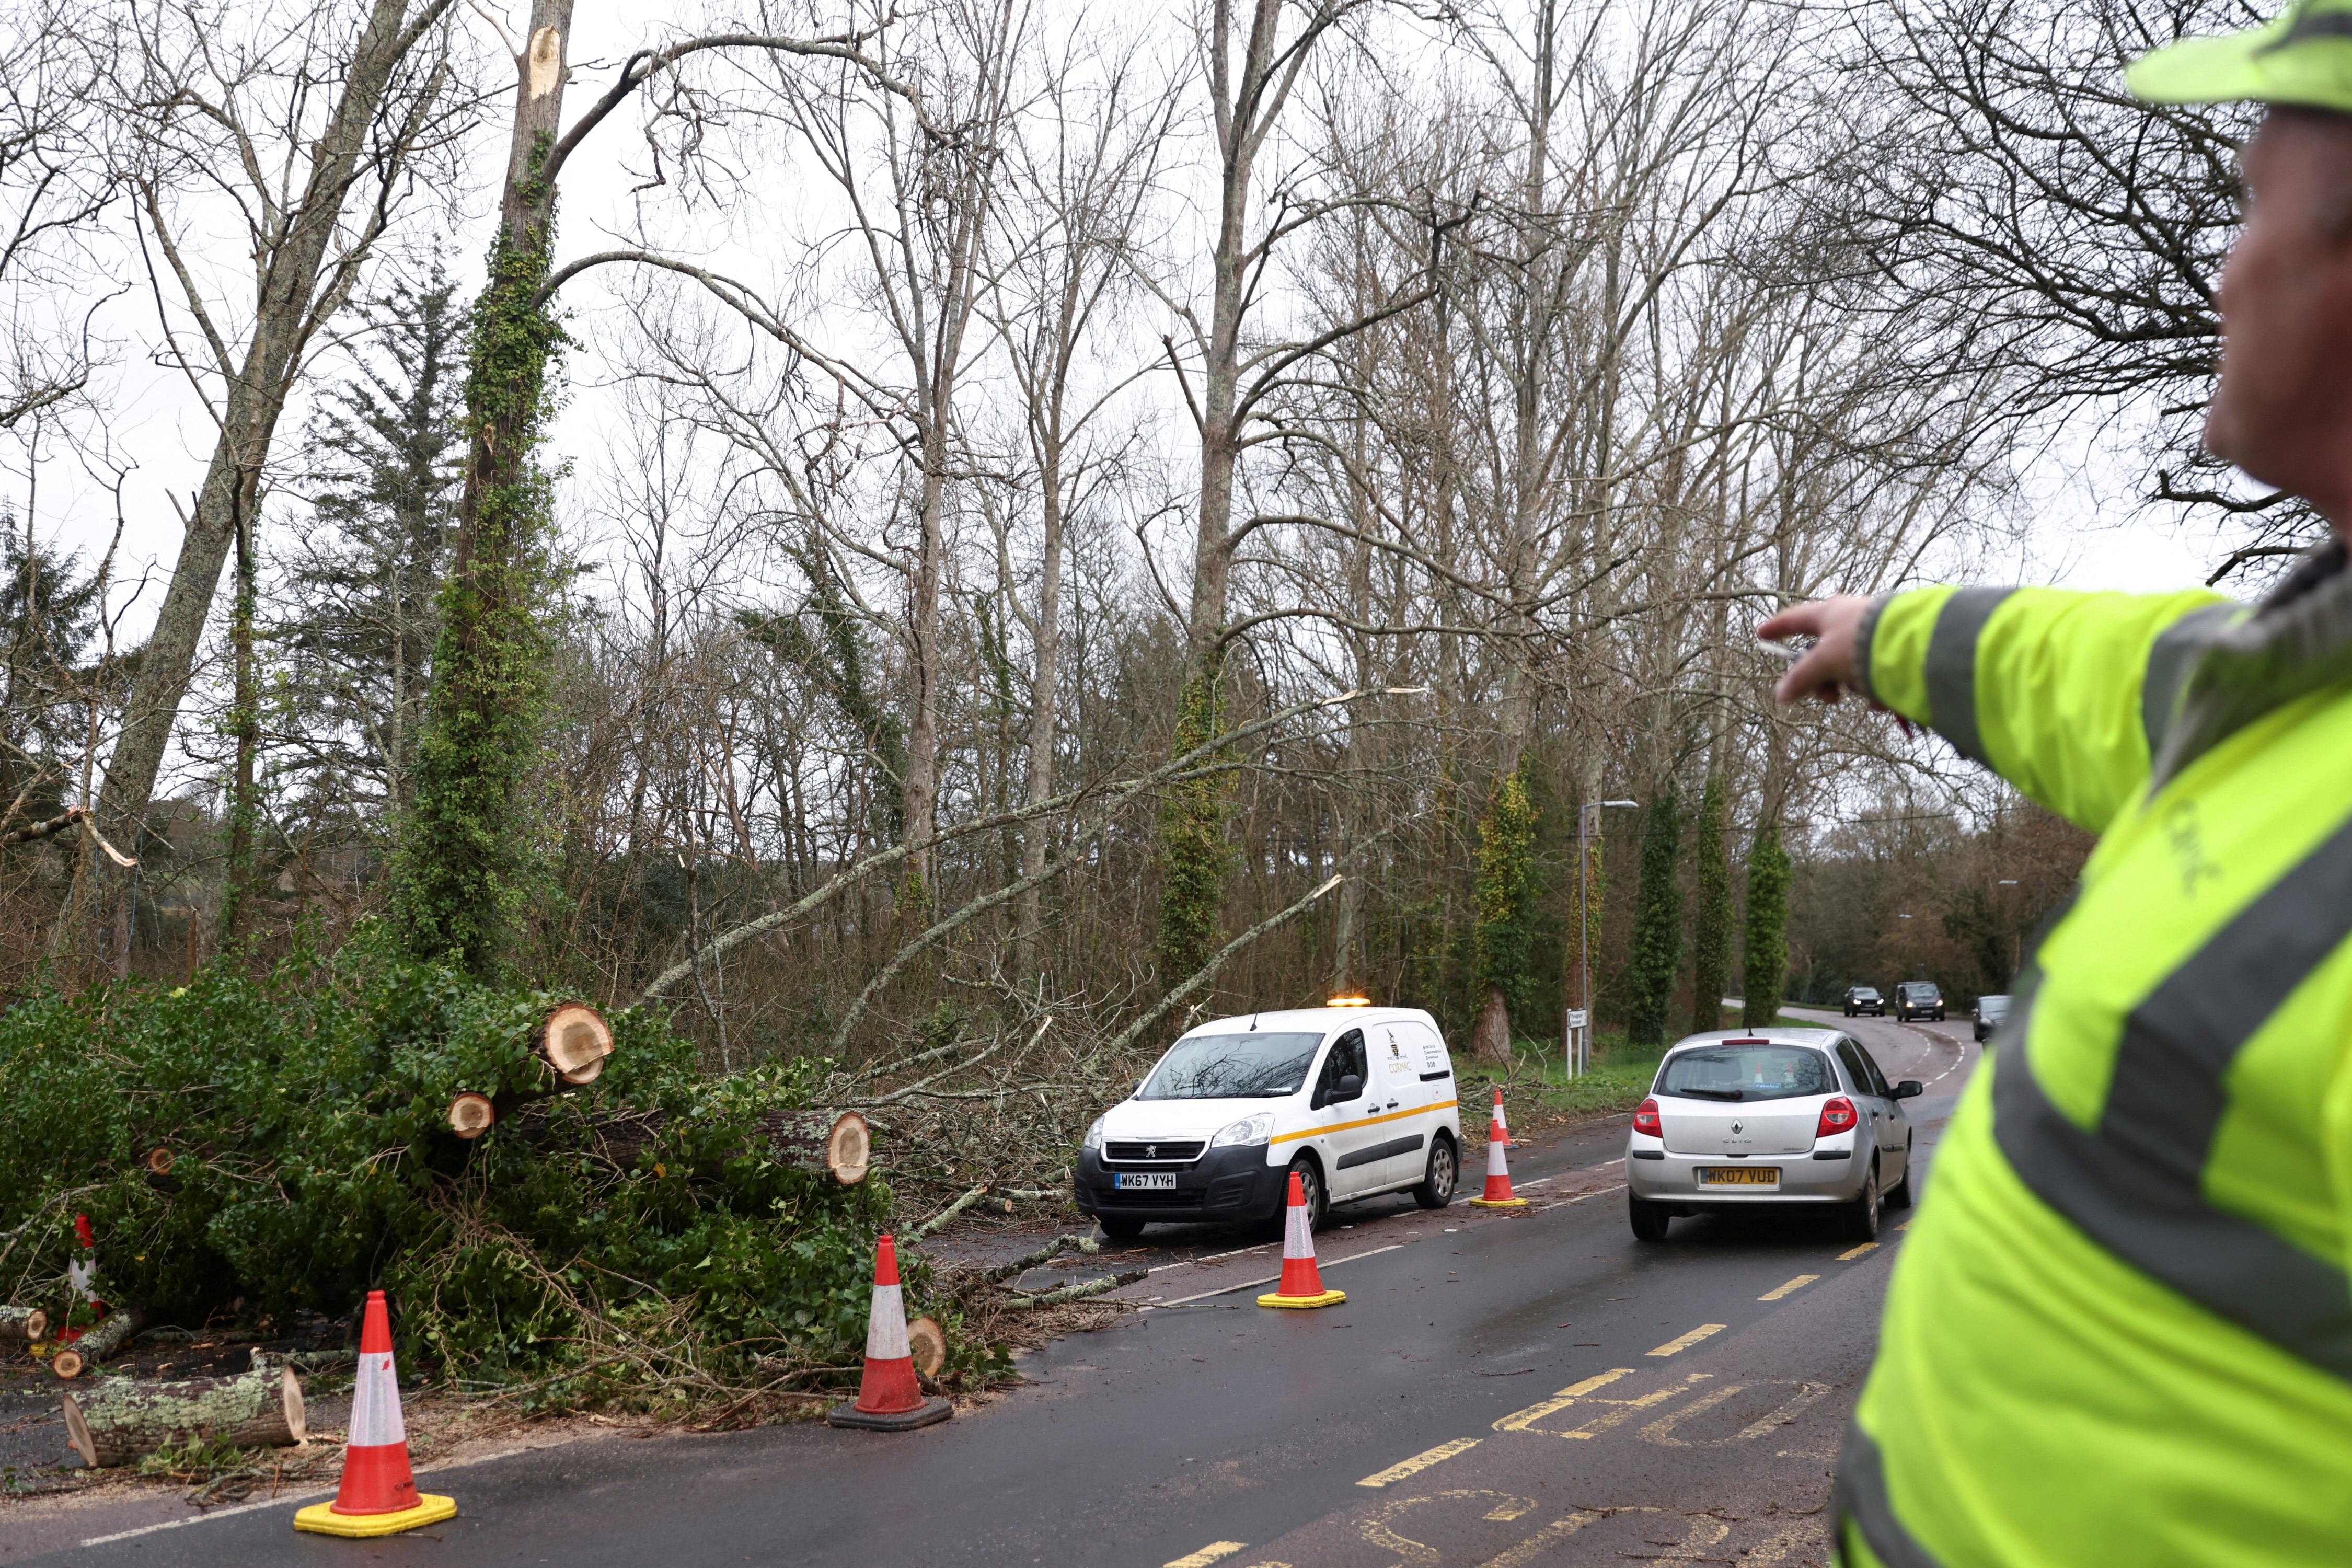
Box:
[1843,1160,1882,1243]
[1098,1215,1145,1240]
[1413,1134,1458,1209]
[1885,1137,1915,1210]
[1629,1191,1671,1242]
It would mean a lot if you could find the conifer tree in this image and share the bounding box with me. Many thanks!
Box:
[1688,775,1732,1034]
[1625,787,1684,1047]
[1742,820,1792,1028]
[1471,765,1540,1060]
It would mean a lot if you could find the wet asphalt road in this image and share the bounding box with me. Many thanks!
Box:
[27,1012,1977,1568]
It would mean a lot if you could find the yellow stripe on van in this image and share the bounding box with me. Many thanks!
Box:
[1269,1101,1458,1145]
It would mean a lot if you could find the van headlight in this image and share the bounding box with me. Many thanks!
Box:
[1082,1116,1105,1151]
[1210,1112,1275,1148]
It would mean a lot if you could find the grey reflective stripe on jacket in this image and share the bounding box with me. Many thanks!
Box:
[1922,589,2014,766]
[1834,1420,1945,1568]
[2155,540,2352,787]
[2140,603,2240,757]
[1989,810,2352,1380]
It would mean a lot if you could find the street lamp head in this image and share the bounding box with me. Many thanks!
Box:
[1604,799,1638,808]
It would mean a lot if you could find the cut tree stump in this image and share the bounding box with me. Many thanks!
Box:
[762,1111,870,1183]
[51,1307,146,1379]
[0,1305,47,1342]
[61,1365,306,1468]
[447,1092,497,1139]
[906,1315,946,1376]
[536,1001,614,1085]
[145,1147,175,1177]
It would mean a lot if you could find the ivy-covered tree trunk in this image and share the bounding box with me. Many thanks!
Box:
[1624,788,1682,1048]
[1687,775,1731,1034]
[1154,675,1230,983]
[218,511,261,942]
[1742,819,1791,1028]
[389,10,572,976]
[1471,765,1539,1062]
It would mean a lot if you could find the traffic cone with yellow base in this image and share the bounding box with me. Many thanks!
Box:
[1467,1088,1528,1209]
[1258,1172,1346,1308]
[293,1292,456,1538]
[829,1235,952,1431]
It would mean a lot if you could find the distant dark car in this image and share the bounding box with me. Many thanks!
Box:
[1974,993,2011,1042]
[1843,986,1885,1017]
[1895,982,1945,1022]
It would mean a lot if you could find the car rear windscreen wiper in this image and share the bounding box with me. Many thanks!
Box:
[1677,1087,1744,1101]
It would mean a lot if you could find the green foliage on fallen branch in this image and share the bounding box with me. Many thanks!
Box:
[0,931,895,1409]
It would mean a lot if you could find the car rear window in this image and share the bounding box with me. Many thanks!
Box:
[1656,1045,1835,1103]
[1139,1032,1322,1099]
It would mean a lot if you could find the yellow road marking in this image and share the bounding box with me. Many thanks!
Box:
[1647,1323,1725,1357]
[1758,1274,1819,1301]
[1270,1101,1459,1145]
[1897,1219,1911,1230]
[1165,1545,1247,1568]
[1838,1242,1879,1261]
[1356,1436,1481,1488]
[1496,1370,1711,1437]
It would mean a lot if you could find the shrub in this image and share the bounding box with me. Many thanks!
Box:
[0,927,897,1409]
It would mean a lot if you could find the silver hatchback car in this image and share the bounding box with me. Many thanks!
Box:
[1624,1029,1922,1244]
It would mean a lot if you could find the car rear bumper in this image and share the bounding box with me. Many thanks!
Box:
[1623,1137,1868,1204]
[1073,1145,1286,1225]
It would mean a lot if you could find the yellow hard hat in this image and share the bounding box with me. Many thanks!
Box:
[2130,0,2352,109]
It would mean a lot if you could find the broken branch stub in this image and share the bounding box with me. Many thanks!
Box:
[61,1365,306,1468]
[50,1306,147,1380]
[536,1002,614,1085]
[448,1092,497,1139]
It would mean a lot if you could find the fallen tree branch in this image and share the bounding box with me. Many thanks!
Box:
[1100,874,1344,1060]
[52,1306,147,1379]
[0,806,84,849]
[906,1186,988,1242]
[1004,1267,1148,1308]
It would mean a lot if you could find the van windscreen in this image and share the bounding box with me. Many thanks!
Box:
[1140,1032,1323,1099]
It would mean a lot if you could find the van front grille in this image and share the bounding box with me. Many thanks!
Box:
[1105,1139,1205,1163]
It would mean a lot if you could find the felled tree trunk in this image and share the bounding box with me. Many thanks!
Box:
[61,1365,306,1468]
[762,1110,869,1184]
[0,1305,48,1342]
[50,1307,147,1380]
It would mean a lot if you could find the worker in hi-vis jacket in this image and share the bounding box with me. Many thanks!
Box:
[1762,4,2352,1560]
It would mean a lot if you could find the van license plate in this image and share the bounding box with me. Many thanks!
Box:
[1698,1167,1780,1186]
[1115,1173,1177,1190]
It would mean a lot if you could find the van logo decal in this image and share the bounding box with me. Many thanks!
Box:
[1146,1145,1157,1159]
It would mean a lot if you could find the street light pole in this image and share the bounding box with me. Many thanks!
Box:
[1573,799,1640,1078]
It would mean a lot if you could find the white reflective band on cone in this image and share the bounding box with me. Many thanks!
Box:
[1284,1194,1315,1259]
[348,1350,407,1448]
[1487,1140,1508,1177]
[866,1282,910,1361]
[1494,1100,1509,1136]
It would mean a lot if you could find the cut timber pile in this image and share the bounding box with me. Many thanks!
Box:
[51,1308,146,1379]
[61,1365,306,1468]
[0,1305,48,1342]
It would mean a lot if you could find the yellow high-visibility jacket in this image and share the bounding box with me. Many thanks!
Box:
[1838,549,2352,1565]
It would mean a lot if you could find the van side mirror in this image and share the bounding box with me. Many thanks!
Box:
[1338,1073,1363,1099]
[1893,1080,1924,1099]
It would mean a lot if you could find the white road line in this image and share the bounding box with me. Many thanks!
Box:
[1513,1175,1558,1189]
[1143,1243,1408,1308]
[75,1445,538,1548]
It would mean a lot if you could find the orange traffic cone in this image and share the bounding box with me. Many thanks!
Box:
[1258,1172,1346,1308]
[293,1291,456,1537]
[1467,1087,1528,1209]
[829,1235,952,1431]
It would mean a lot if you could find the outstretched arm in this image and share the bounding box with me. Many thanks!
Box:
[1761,587,2237,833]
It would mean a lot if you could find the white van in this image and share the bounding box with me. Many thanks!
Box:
[1074,1006,1465,1238]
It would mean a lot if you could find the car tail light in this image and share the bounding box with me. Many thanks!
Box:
[1633,1098,1662,1136]
[1817,1096,1859,1136]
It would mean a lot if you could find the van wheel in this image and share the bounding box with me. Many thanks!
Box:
[1629,1193,1671,1242]
[1413,1135,1458,1209]
[1098,1216,1145,1240]
[1843,1161,1882,1243]
[1276,1155,1328,1235]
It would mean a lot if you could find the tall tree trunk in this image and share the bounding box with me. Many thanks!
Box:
[388,7,571,974]
[51,0,446,969]
[1014,442,1064,972]
[902,417,946,906]
[218,510,260,940]
[1688,773,1731,1035]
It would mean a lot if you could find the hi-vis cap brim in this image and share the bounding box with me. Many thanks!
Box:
[2130,0,2352,110]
